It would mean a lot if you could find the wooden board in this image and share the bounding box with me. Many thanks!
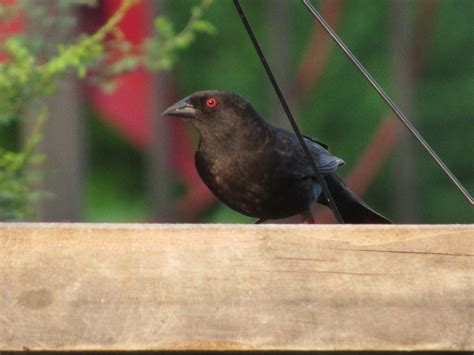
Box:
[0,223,472,351]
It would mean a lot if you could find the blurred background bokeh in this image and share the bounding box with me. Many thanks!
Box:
[0,0,472,223]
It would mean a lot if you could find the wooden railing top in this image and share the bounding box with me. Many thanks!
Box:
[1,223,473,351]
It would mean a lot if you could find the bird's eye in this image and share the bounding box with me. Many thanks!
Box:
[205,97,218,108]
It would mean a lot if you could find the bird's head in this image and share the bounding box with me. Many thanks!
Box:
[162,91,265,137]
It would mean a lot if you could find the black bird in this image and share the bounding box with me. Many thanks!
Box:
[163,90,391,224]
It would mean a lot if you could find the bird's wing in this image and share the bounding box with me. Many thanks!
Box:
[305,136,344,174]
[272,127,344,177]
[302,134,330,150]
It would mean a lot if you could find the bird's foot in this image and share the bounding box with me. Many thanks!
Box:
[302,209,315,224]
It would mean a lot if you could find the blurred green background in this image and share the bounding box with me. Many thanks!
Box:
[2,0,473,223]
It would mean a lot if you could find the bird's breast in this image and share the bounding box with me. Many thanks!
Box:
[195,148,274,215]
[194,146,315,219]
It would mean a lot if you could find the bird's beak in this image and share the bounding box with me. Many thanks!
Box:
[162,97,199,119]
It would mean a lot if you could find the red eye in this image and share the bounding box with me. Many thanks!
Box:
[206,97,218,108]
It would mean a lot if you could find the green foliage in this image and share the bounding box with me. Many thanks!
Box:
[96,0,215,87]
[0,0,214,220]
[0,110,46,220]
[144,1,216,71]
[0,0,137,220]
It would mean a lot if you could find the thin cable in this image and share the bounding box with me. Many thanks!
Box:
[233,0,345,223]
[302,0,473,206]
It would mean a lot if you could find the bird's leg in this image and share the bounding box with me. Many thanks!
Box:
[254,218,267,224]
[301,209,315,224]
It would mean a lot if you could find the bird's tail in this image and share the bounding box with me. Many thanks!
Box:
[320,173,392,224]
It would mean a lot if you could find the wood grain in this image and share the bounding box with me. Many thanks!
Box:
[0,223,472,351]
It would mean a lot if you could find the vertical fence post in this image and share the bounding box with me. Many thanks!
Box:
[391,0,419,222]
[23,79,83,222]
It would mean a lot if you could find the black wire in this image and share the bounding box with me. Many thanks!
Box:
[233,0,345,223]
[302,0,473,206]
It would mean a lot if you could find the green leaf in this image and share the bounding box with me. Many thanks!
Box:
[154,16,175,39]
[192,20,216,34]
